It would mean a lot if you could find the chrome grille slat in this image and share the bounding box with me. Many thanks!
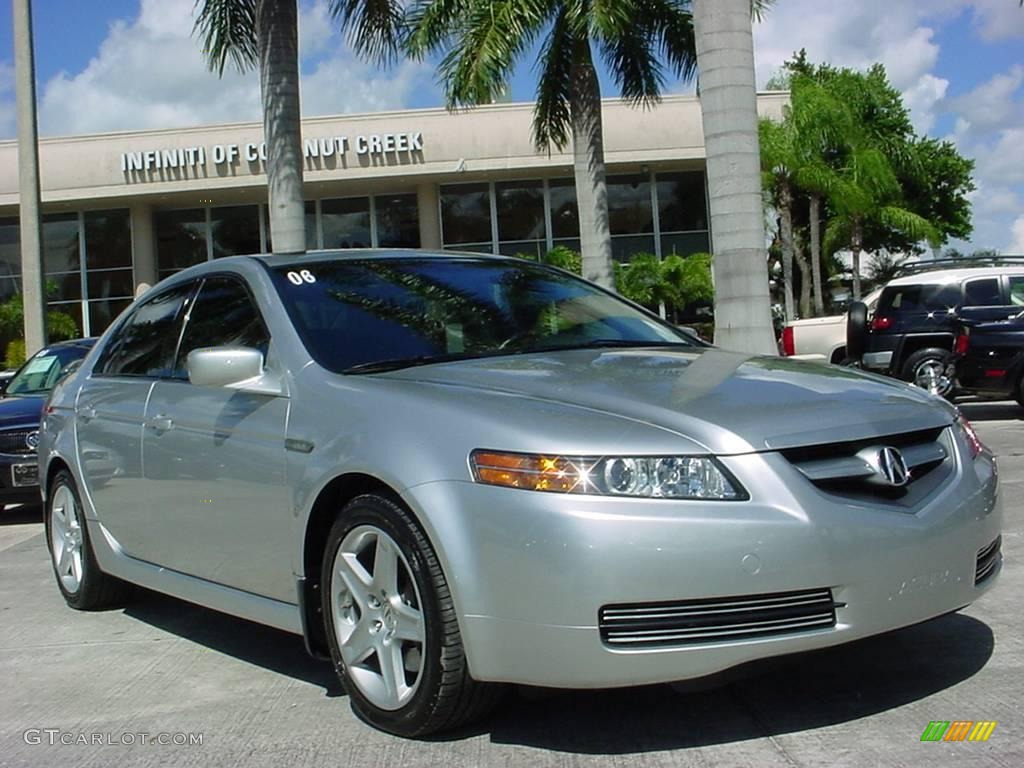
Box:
[599,588,838,648]
[0,430,36,455]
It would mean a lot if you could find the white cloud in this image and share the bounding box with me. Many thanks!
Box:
[948,66,1024,140]
[1011,216,1024,253]
[33,0,432,137]
[903,74,949,135]
[966,0,1024,41]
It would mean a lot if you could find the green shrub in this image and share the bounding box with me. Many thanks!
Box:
[4,339,25,370]
[543,245,582,274]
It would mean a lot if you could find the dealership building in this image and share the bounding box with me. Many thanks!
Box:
[0,93,786,338]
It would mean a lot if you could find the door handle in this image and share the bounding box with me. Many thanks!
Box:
[146,415,174,433]
[79,406,97,423]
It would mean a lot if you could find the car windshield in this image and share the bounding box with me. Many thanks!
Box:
[269,257,696,373]
[5,345,90,396]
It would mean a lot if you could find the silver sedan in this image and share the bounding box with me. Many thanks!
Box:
[39,251,1002,736]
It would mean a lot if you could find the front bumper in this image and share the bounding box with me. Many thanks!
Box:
[403,440,1002,689]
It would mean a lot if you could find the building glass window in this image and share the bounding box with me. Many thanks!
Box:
[496,181,545,259]
[156,208,207,278]
[376,194,420,248]
[211,205,260,258]
[607,174,655,261]
[42,213,84,336]
[441,183,491,249]
[0,218,21,301]
[656,171,709,257]
[548,179,579,241]
[322,197,371,249]
[84,209,134,335]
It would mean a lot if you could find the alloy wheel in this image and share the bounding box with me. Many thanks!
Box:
[913,358,953,397]
[50,485,84,593]
[330,525,426,711]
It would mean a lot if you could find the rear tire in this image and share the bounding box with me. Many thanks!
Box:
[901,347,955,398]
[321,493,502,737]
[46,469,132,610]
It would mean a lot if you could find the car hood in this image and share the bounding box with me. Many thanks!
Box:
[380,347,953,454]
[0,395,44,430]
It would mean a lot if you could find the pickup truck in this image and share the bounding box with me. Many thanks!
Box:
[779,289,881,362]
[953,314,1024,406]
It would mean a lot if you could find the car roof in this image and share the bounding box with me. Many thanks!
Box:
[254,248,515,269]
[886,266,1024,287]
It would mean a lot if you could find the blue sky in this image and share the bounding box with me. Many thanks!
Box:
[1,0,1022,252]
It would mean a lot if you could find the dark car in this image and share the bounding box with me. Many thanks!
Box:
[953,315,1024,405]
[848,266,1024,396]
[0,339,96,509]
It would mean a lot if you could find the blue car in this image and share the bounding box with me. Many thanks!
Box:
[1,339,95,509]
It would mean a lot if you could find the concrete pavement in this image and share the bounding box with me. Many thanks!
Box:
[1,405,1022,767]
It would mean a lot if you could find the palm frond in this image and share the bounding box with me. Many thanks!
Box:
[193,0,258,75]
[331,0,408,65]
[438,0,554,106]
[533,5,575,151]
[633,0,697,82]
[594,1,665,106]
[405,0,471,57]
[878,206,940,247]
[751,0,775,23]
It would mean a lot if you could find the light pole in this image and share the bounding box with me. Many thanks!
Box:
[13,0,47,355]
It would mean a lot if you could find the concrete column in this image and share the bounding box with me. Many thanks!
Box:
[416,183,442,250]
[13,0,46,353]
[130,204,158,295]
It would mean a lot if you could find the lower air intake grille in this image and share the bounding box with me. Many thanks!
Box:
[599,588,838,648]
[975,536,1001,585]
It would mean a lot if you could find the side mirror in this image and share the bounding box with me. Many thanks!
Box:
[187,346,266,388]
[846,301,869,361]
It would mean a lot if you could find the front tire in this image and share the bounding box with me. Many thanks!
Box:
[901,347,955,398]
[46,469,131,610]
[321,493,501,736]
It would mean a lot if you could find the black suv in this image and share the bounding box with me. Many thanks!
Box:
[847,265,1024,396]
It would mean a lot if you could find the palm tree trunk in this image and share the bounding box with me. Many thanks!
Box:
[779,180,795,321]
[692,0,776,354]
[794,237,811,318]
[851,216,863,300]
[809,194,824,315]
[257,0,305,254]
[570,39,614,289]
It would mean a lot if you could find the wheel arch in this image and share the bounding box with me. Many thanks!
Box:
[43,455,72,504]
[298,472,435,659]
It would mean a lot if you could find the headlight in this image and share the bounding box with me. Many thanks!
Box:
[469,450,747,500]
[956,415,986,459]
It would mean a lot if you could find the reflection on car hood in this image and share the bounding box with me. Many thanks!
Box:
[381,347,953,453]
[0,396,44,430]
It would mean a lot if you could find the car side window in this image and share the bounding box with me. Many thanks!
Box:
[1008,277,1024,307]
[963,278,1001,307]
[97,282,196,377]
[172,276,270,380]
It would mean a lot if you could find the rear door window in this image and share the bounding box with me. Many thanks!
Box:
[963,278,1001,307]
[97,282,196,377]
[879,283,960,314]
[1008,276,1024,307]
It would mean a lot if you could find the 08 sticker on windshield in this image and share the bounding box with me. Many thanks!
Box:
[286,270,316,285]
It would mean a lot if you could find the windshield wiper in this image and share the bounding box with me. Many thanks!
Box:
[344,352,486,374]
[533,339,695,353]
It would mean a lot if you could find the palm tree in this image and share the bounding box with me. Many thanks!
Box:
[825,146,937,299]
[692,0,776,353]
[194,1,404,254]
[405,1,703,290]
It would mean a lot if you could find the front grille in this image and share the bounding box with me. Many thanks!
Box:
[599,588,838,648]
[780,426,952,507]
[976,536,1001,585]
[0,430,37,455]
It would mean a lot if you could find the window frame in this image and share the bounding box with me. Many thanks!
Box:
[962,277,1003,308]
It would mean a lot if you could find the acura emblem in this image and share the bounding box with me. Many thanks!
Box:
[876,446,909,487]
[25,431,40,450]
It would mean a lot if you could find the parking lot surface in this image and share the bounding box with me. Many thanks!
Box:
[1,402,1022,768]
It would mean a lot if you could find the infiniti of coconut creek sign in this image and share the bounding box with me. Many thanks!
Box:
[120,131,425,179]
